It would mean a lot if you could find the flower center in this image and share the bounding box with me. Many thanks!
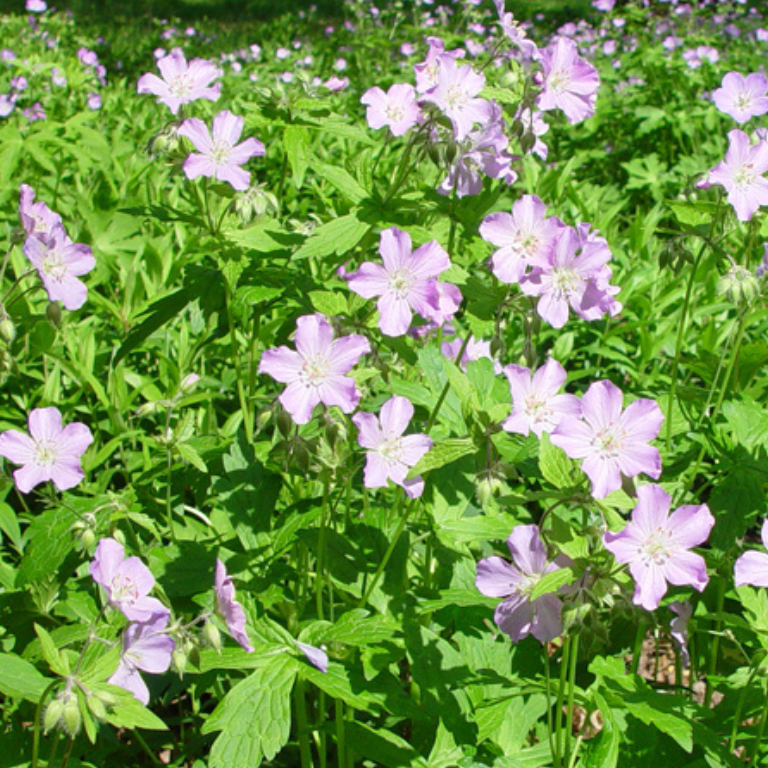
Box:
[639,528,675,566]
[516,573,541,598]
[41,248,67,281]
[170,72,194,98]
[34,439,58,467]
[111,573,140,604]
[389,268,414,298]
[301,355,331,387]
[549,267,581,298]
[591,425,625,458]
[523,394,553,424]
[386,103,404,123]
[734,163,757,189]
[377,436,404,464]
[514,230,541,259]
[734,93,752,111]
[445,83,468,110]
[548,68,572,94]
[210,140,233,165]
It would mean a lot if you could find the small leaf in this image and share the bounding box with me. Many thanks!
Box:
[0,653,50,702]
[408,438,476,478]
[35,624,70,677]
[176,442,208,473]
[309,290,348,318]
[530,567,575,601]
[538,433,575,489]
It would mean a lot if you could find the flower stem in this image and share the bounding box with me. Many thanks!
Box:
[32,680,61,768]
[730,664,760,753]
[426,335,471,434]
[564,632,580,766]
[704,575,726,708]
[224,280,253,444]
[747,680,768,768]
[555,638,570,768]
[294,678,314,768]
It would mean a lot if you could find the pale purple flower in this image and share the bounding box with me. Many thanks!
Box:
[108,613,174,705]
[663,36,682,50]
[324,76,349,92]
[734,519,768,588]
[712,73,768,124]
[519,225,621,329]
[258,314,370,425]
[758,29,768,43]
[297,641,328,673]
[137,47,222,114]
[0,94,15,118]
[494,2,538,58]
[87,92,102,110]
[19,183,62,238]
[503,359,580,437]
[518,108,550,160]
[27,0,47,11]
[756,244,768,278]
[480,194,564,285]
[551,380,663,499]
[669,600,692,666]
[361,83,421,137]
[537,37,599,124]
[23,103,45,122]
[352,395,432,499]
[215,559,253,652]
[178,111,265,191]
[592,0,615,10]
[11,76,27,92]
[603,485,713,611]
[414,37,464,94]
[0,407,92,494]
[475,524,566,643]
[90,538,168,622]
[423,54,492,141]
[346,227,450,337]
[23,225,95,310]
[708,129,768,221]
[441,336,502,374]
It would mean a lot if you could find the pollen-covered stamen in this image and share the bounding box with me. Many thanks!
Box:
[170,73,194,98]
[34,439,59,467]
[210,140,233,165]
[734,163,757,188]
[111,573,140,605]
[523,394,553,424]
[300,355,332,387]
[548,68,572,95]
[516,572,541,598]
[591,425,625,458]
[377,436,405,465]
[445,83,469,109]
[639,528,676,566]
[549,267,582,299]
[41,248,67,281]
[734,93,753,112]
[386,103,405,123]
[514,230,542,259]
[389,268,415,298]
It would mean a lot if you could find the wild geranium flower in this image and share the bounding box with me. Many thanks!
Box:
[137,47,222,114]
[23,225,95,310]
[537,37,599,124]
[214,559,253,653]
[603,485,714,611]
[517,108,550,160]
[423,54,492,140]
[352,395,432,499]
[296,641,328,673]
[503,359,580,437]
[551,380,663,499]
[480,194,564,285]
[493,1,538,58]
[108,613,175,705]
[475,525,566,643]
[712,72,768,124]
[734,519,768,588]
[519,225,621,329]
[361,83,421,137]
[441,336,502,374]
[19,183,62,238]
[178,111,265,191]
[669,600,693,666]
[346,227,451,337]
[708,129,768,221]
[0,407,92,494]
[90,538,169,622]
[414,36,464,94]
[258,314,370,425]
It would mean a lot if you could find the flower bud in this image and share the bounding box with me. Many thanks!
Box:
[520,131,536,155]
[112,529,126,546]
[718,264,759,306]
[202,622,222,654]
[136,401,158,417]
[171,647,189,676]
[46,301,62,327]
[62,696,81,736]
[0,318,15,344]
[43,698,64,733]
[475,474,504,506]
[86,694,108,721]
[179,373,200,395]
[276,409,294,439]
[256,407,273,432]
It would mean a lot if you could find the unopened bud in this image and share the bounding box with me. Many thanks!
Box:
[43,698,64,733]
[136,401,158,417]
[277,409,293,439]
[718,264,759,306]
[256,407,273,432]
[171,647,189,675]
[62,696,81,736]
[148,122,181,157]
[0,318,15,344]
[86,694,108,721]
[476,474,504,506]
[179,373,200,395]
[79,528,96,550]
[46,301,62,327]
[202,622,222,654]
[520,132,536,154]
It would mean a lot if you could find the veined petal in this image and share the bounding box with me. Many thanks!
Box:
[475,555,519,597]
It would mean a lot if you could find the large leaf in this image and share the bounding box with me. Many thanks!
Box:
[0,653,49,703]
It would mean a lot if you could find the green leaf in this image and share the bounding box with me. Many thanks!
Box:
[204,654,298,768]
[292,212,370,261]
[314,162,369,204]
[35,624,70,677]
[538,433,575,489]
[0,653,49,703]
[176,442,208,473]
[102,684,169,730]
[581,690,619,768]
[529,567,575,601]
[309,290,348,317]
[300,663,379,711]
[346,721,428,768]
[722,398,768,452]
[283,124,311,187]
[408,438,476,479]
[0,501,21,550]
[18,505,77,586]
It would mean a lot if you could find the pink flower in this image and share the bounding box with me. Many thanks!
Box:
[734,519,768,588]
[503,359,580,437]
[258,314,370,425]
[108,613,175,705]
[537,37,600,124]
[137,47,222,114]
[361,83,421,137]
[0,407,92,494]
[441,336,502,374]
[297,641,328,672]
[178,111,265,191]
[414,37,464,94]
[603,485,713,611]
[712,72,768,124]
[215,559,253,652]
[475,525,566,643]
[551,380,663,499]
[90,538,169,622]
[346,227,451,337]
[708,129,768,221]
[353,395,432,498]
[480,194,564,285]
[19,183,62,239]
[669,600,693,666]
[23,225,95,310]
